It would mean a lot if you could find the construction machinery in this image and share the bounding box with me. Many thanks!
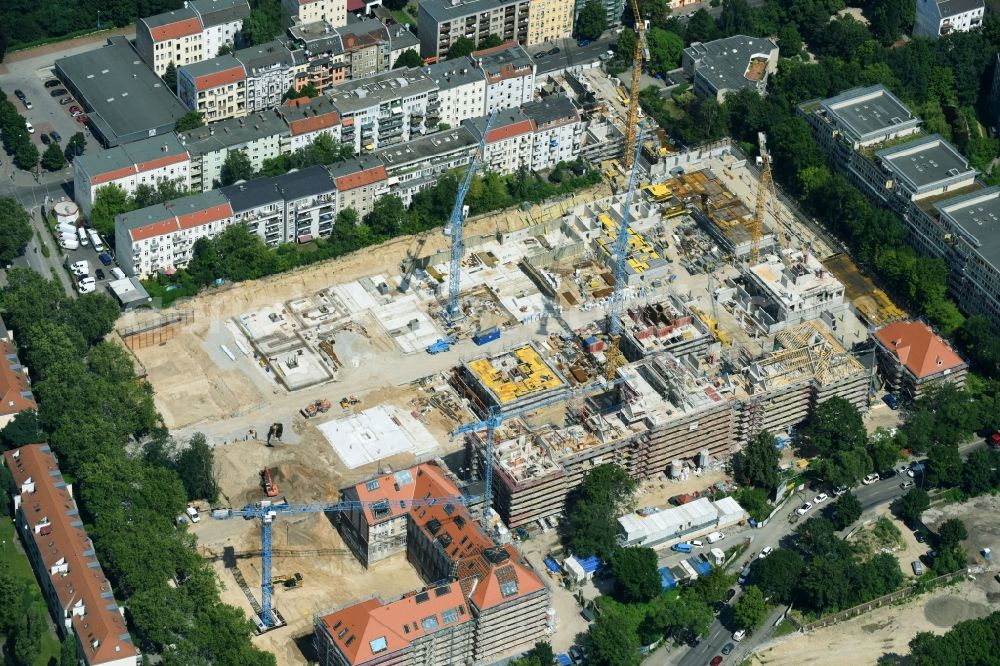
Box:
[427,336,456,354]
[339,395,360,409]
[749,131,773,265]
[445,109,498,321]
[213,495,481,628]
[605,119,647,381]
[272,572,303,589]
[260,468,280,498]
[622,0,649,171]
[300,399,331,418]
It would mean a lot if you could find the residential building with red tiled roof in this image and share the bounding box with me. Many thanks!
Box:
[3,445,139,666]
[136,7,204,76]
[462,108,534,175]
[329,157,388,218]
[72,134,191,215]
[0,338,36,428]
[280,95,343,152]
[177,55,248,122]
[874,320,967,400]
[472,43,535,114]
[321,461,549,666]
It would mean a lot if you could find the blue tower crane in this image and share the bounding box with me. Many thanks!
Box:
[446,109,498,321]
[605,119,648,380]
[213,495,480,628]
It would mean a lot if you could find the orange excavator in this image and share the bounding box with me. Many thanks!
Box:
[260,468,280,498]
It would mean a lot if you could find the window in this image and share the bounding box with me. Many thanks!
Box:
[421,615,439,631]
[441,608,459,624]
[499,580,518,598]
[365,479,380,491]
[369,637,387,654]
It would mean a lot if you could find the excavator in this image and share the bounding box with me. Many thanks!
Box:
[260,468,280,498]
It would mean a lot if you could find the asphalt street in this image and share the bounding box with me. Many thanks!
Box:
[530,34,617,76]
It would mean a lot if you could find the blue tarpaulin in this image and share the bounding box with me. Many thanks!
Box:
[658,567,677,590]
[556,655,572,666]
[687,556,711,576]
[544,557,561,573]
[577,555,600,573]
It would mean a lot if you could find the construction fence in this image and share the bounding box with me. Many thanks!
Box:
[117,309,194,350]
[799,567,977,632]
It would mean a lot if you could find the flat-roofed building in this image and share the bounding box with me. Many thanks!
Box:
[375,127,478,204]
[73,133,190,214]
[874,320,967,400]
[3,444,139,666]
[136,7,204,76]
[418,0,531,60]
[55,37,189,147]
[682,35,778,102]
[423,59,487,129]
[876,134,977,209]
[617,496,746,549]
[801,85,921,154]
[115,190,234,277]
[452,343,569,416]
[914,0,984,38]
[0,338,36,428]
[472,42,535,114]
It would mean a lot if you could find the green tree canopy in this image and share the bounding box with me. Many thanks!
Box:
[508,641,555,666]
[732,430,781,491]
[611,547,661,603]
[566,464,637,559]
[752,548,804,604]
[65,132,86,161]
[447,36,477,59]
[0,409,41,449]
[937,518,967,548]
[41,141,66,170]
[175,111,205,132]
[219,150,255,187]
[585,609,640,666]
[162,61,177,92]
[961,449,999,496]
[829,491,862,530]
[242,0,284,46]
[909,611,1000,664]
[479,33,505,49]
[89,184,135,236]
[800,397,867,457]
[646,28,684,75]
[394,49,424,68]
[0,197,33,263]
[575,0,608,41]
[175,433,219,502]
[733,585,767,630]
[893,487,930,524]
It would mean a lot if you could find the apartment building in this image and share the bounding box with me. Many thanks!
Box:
[874,320,967,401]
[472,42,535,113]
[73,133,190,214]
[526,0,572,45]
[281,95,344,151]
[136,7,204,76]
[573,0,624,28]
[322,462,548,666]
[0,337,36,429]
[338,19,422,79]
[220,177,286,245]
[115,190,234,277]
[329,157,389,218]
[682,35,779,101]
[284,0,347,27]
[177,55,248,121]
[424,60,487,128]
[418,0,531,60]
[463,108,534,174]
[274,165,339,241]
[328,68,438,153]
[914,0,985,38]
[375,127,478,204]
[236,41,297,112]
[136,0,249,75]
[521,94,581,171]
[177,109,289,190]
[3,445,139,666]
[189,0,251,57]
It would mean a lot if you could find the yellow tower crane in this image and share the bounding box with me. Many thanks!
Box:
[749,131,773,265]
[622,0,647,171]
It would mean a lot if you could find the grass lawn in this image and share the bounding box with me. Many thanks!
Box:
[0,519,62,665]
[391,9,414,27]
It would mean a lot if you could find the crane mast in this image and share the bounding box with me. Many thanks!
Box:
[623,0,647,171]
[749,131,772,265]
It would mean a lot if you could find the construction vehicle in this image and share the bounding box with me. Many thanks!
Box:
[266,422,283,446]
[426,336,456,354]
[260,469,280,498]
[339,395,360,409]
[300,399,331,418]
[272,572,303,589]
[622,0,649,171]
[472,327,501,346]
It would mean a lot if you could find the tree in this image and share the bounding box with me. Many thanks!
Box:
[365,194,408,237]
[479,34,505,49]
[937,518,967,548]
[175,111,205,132]
[162,61,177,92]
[610,547,661,603]
[688,566,737,604]
[65,132,86,161]
[753,549,804,604]
[585,610,640,666]
[60,633,79,666]
[718,0,754,36]
[335,207,359,228]
[868,0,914,45]
[447,36,477,59]
[777,24,803,57]
[217,43,234,56]
[926,444,962,488]
[893,487,930,524]
[13,139,38,171]
[12,603,46,666]
[0,197,33,263]
[0,569,24,633]
[799,397,867,457]
[0,410,42,449]
[283,83,319,100]
[866,431,900,473]
[89,184,134,236]
[795,516,845,559]
[646,28,684,75]
[242,0,284,46]
[731,430,780,490]
[566,464,637,559]
[575,0,608,41]
[684,9,718,44]
[175,433,218,502]
[733,585,767,630]
[508,641,555,666]
[219,150,255,186]
[909,612,1000,664]
[394,49,423,69]
[961,449,998,496]
[829,491,862,530]
[41,141,66,171]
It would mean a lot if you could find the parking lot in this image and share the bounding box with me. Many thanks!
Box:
[58,225,125,294]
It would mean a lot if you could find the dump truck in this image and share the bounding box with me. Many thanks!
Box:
[427,337,456,354]
[260,468,280,497]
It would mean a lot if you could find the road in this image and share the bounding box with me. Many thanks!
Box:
[529,34,617,76]
[661,438,986,666]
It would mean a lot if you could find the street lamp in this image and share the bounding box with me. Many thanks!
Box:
[97,10,101,30]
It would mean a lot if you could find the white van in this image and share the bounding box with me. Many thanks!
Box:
[77,227,88,246]
[706,531,725,544]
[59,237,79,250]
[87,228,104,251]
[185,506,201,523]
[110,267,126,280]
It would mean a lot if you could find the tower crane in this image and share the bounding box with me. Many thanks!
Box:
[749,131,772,265]
[605,119,647,380]
[445,109,498,321]
[212,495,480,628]
[623,0,649,171]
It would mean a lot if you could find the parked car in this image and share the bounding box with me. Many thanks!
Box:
[45,80,61,88]
[577,38,591,47]
[77,114,88,123]
[726,588,736,601]
[915,531,926,543]
[813,493,829,503]
[24,121,34,133]
[69,105,82,115]
[98,252,112,266]
[710,657,723,666]
[911,560,923,575]
[50,131,61,142]
[49,88,67,97]
[535,52,546,59]
[900,480,915,489]
[185,506,201,523]
[796,502,813,516]
[70,260,88,275]
[758,546,773,559]
[569,646,583,663]
[59,97,73,105]
[733,629,746,642]
[95,268,106,281]
[22,98,32,109]
[110,267,126,280]
[548,47,560,55]
[77,277,96,294]
[833,485,848,497]
[883,393,899,409]
[40,133,50,145]
[13,89,25,99]
[863,473,879,485]
[722,643,735,655]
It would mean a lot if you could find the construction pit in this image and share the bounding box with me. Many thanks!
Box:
[121,149,901,665]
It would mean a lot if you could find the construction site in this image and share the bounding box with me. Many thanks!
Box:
[121,76,911,664]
